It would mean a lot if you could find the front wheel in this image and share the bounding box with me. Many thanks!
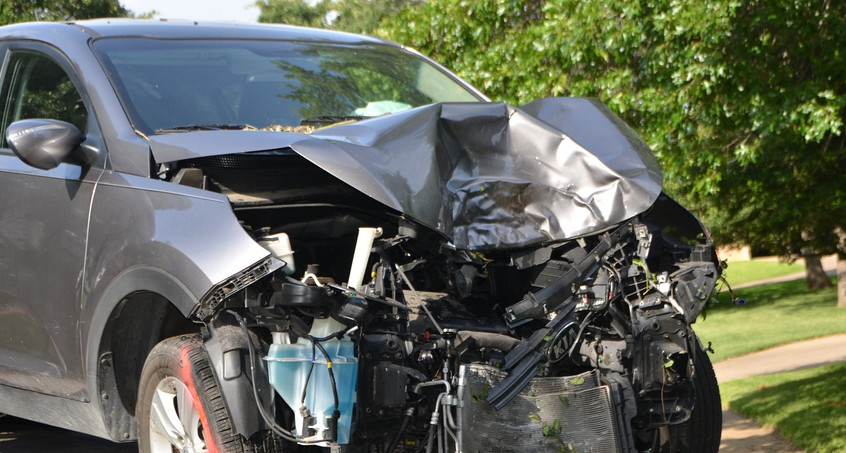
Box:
[137,334,288,453]
[666,342,722,452]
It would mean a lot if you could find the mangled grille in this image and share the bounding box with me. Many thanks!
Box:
[459,365,621,453]
[195,257,280,320]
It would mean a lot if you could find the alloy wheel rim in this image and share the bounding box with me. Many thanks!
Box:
[148,376,208,453]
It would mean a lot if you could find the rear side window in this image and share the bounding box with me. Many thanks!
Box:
[0,50,87,147]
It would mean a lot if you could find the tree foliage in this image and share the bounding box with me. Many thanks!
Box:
[0,0,128,25]
[256,0,412,34]
[257,0,846,302]
[378,0,846,263]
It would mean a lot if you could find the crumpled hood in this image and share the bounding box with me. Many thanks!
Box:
[148,97,662,250]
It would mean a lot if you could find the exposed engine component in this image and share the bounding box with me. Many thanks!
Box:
[164,98,721,452]
[193,180,719,452]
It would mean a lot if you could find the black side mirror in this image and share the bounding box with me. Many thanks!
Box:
[5,119,84,170]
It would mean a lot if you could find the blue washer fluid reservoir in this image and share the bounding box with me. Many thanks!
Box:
[265,326,358,445]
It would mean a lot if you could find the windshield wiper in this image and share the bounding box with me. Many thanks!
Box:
[155,124,256,134]
[300,115,368,125]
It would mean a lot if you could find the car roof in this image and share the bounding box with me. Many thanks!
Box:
[0,18,395,46]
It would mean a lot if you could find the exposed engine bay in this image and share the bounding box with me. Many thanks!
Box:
[157,99,721,452]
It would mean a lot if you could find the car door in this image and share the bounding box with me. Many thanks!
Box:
[0,43,104,400]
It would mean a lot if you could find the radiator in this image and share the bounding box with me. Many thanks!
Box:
[458,365,621,453]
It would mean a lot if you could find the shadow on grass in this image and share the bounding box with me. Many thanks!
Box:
[707,277,834,315]
[724,362,846,453]
[694,276,844,361]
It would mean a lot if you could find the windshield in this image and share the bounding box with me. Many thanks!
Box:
[92,38,482,134]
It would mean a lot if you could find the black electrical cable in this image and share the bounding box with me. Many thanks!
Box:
[606,261,623,301]
[325,282,410,311]
[305,334,343,443]
[385,411,412,453]
[229,311,302,443]
[310,336,341,413]
[567,311,595,362]
[300,342,316,406]
[311,325,354,343]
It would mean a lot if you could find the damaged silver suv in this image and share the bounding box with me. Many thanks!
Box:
[0,19,722,453]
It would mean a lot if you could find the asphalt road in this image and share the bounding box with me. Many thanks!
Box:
[0,414,137,452]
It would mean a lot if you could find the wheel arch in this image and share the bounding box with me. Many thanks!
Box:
[86,266,201,441]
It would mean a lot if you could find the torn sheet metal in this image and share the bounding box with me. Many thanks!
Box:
[149,97,662,250]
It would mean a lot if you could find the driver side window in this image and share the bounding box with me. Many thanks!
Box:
[0,50,87,147]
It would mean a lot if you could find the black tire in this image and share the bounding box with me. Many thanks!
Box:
[667,343,722,453]
[137,334,290,453]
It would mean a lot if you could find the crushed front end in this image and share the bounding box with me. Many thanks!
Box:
[168,98,721,452]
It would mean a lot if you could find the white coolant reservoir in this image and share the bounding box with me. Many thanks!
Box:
[258,232,296,275]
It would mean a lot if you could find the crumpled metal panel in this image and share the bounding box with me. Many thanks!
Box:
[149,98,662,250]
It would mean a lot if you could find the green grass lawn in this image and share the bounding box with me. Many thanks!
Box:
[695,260,846,453]
[721,258,805,286]
[693,277,846,362]
[720,362,846,453]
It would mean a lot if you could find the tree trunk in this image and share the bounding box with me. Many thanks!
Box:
[838,253,846,308]
[805,254,833,290]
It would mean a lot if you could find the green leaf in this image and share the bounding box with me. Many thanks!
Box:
[664,359,675,369]
[542,419,562,437]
